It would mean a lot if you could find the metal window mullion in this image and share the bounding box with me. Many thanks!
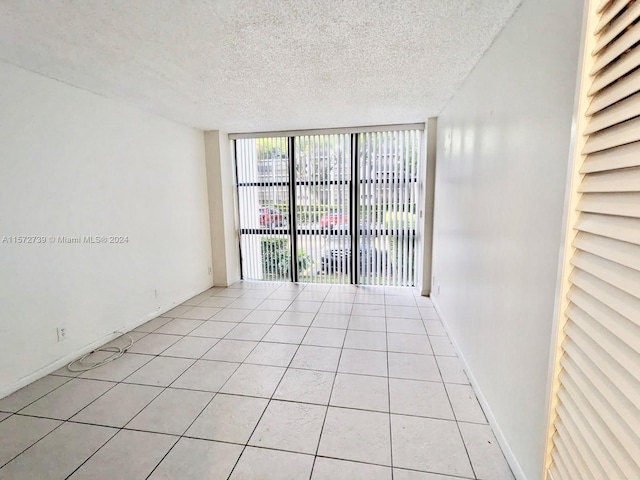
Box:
[288,136,298,283]
[350,133,359,285]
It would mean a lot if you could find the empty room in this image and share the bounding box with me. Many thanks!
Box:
[0,0,638,479]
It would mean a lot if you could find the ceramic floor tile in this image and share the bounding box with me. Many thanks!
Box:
[126,388,214,435]
[0,376,70,413]
[393,469,464,480]
[312,313,350,329]
[186,394,268,444]
[318,302,353,315]
[68,429,177,480]
[302,327,346,347]
[242,309,282,324]
[386,306,421,319]
[348,316,386,332]
[249,400,326,454]
[389,378,454,420]
[0,413,9,422]
[273,369,335,405]
[296,291,328,302]
[198,296,235,308]
[287,300,322,313]
[148,437,242,480]
[79,353,152,382]
[259,299,292,311]
[103,331,148,350]
[160,336,219,359]
[269,290,300,300]
[127,333,182,355]
[414,296,434,308]
[290,346,341,372]
[201,339,257,362]
[199,296,234,308]
[325,292,355,303]
[446,384,487,424]
[262,325,308,344]
[124,356,194,387]
[385,295,416,306]
[212,308,253,323]
[459,422,514,480]
[229,447,314,480]
[0,415,61,466]
[189,321,238,338]
[171,360,238,392]
[244,342,298,367]
[424,320,447,336]
[164,305,192,318]
[436,357,469,384]
[330,373,389,412]
[338,349,387,377]
[388,352,440,382]
[318,407,391,465]
[0,422,116,480]
[354,293,385,305]
[20,379,115,420]
[391,414,473,477]
[134,317,173,333]
[154,318,204,335]
[227,297,264,309]
[351,304,386,317]
[225,323,271,341]
[311,457,392,480]
[214,288,245,298]
[343,330,387,351]
[430,336,457,356]
[419,307,439,320]
[181,306,221,320]
[276,311,316,326]
[219,364,286,398]
[386,318,426,334]
[71,383,162,427]
[387,333,432,355]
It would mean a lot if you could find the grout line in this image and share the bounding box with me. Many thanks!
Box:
[385,314,395,479]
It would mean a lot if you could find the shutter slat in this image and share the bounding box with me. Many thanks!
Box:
[582,115,640,153]
[571,250,640,299]
[594,1,640,53]
[597,0,614,12]
[588,44,640,95]
[580,141,640,173]
[553,432,594,480]
[573,231,640,272]
[578,192,640,218]
[578,165,640,192]
[570,268,640,326]
[595,0,634,35]
[560,366,640,474]
[584,91,640,134]
[591,21,640,75]
[587,67,640,115]
[574,212,640,245]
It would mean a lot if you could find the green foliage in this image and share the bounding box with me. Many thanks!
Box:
[260,237,313,279]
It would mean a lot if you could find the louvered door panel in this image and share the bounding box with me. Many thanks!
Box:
[548,0,640,478]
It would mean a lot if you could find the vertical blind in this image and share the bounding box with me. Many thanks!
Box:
[548,0,640,479]
[233,127,422,286]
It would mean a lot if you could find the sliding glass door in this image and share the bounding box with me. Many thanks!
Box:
[235,127,421,286]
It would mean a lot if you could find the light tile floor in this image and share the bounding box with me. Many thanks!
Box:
[0,282,514,480]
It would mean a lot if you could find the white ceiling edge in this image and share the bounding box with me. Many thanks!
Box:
[0,0,522,133]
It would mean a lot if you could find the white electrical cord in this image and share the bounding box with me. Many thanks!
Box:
[67,332,134,372]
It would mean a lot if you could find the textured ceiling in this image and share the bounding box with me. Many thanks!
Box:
[0,0,521,132]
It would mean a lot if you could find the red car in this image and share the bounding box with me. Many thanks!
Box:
[320,210,348,228]
[259,207,287,228]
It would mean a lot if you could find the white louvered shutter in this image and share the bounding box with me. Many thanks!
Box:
[547,0,640,479]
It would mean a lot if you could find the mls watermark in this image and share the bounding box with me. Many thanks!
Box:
[1,235,129,244]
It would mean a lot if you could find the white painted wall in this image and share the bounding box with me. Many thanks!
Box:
[0,61,212,395]
[430,0,583,478]
[205,130,241,286]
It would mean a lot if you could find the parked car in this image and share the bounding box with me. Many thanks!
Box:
[319,225,388,275]
[259,206,287,228]
[320,210,348,228]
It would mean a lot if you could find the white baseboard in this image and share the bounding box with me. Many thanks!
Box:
[0,283,213,400]
[431,297,528,480]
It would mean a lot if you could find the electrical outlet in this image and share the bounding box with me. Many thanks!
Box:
[56,327,68,342]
